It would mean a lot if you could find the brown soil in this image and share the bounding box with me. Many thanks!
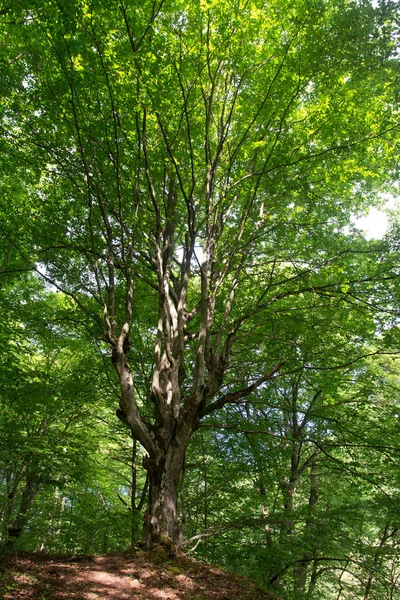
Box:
[0,549,280,600]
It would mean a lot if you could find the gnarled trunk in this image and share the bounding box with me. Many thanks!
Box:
[143,444,187,547]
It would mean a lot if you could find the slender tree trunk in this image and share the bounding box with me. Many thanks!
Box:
[130,435,147,545]
[6,472,39,547]
[363,525,396,600]
[306,559,318,599]
[294,461,319,599]
[335,560,350,600]
[294,560,309,600]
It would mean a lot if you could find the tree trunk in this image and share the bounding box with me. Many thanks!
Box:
[143,444,187,549]
[307,559,318,599]
[363,525,395,600]
[294,560,309,600]
[6,472,39,547]
[130,435,148,545]
[294,461,319,599]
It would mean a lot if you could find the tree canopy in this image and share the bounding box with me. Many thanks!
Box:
[1,0,400,598]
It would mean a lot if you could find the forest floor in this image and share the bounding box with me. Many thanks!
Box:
[0,549,280,600]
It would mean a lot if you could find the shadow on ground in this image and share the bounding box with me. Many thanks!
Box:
[0,550,280,600]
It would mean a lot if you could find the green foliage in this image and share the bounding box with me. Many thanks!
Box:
[0,275,145,552]
[0,0,400,598]
[182,352,400,598]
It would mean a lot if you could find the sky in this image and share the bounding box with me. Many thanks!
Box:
[352,194,398,240]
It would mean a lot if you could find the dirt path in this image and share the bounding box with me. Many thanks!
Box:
[0,550,280,600]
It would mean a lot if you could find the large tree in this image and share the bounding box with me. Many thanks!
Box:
[1,0,399,547]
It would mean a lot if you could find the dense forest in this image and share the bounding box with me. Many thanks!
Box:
[1,0,400,598]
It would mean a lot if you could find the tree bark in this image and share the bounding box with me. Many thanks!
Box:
[143,442,188,548]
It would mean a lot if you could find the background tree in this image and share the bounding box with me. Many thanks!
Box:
[0,275,147,552]
[180,345,400,599]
